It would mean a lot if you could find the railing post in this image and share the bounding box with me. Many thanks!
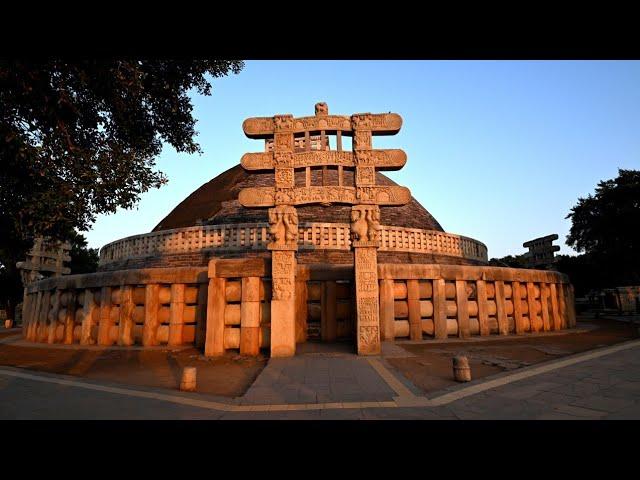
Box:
[495,281,508,335]
[118,286,134,346]
[407,280,422,340]
[168,284,186,346]
[143,284,160,346]
[433,279,447,339]
[379,278,395,341]
[80,289,97,345]
[455,280,470,339]
[48,289,61,344]
[205,261,226,357]
[512,281,524,333]
[240,276,261,355]
[97,286,113,345]
[63,290,76,344]
[476,280,489,336]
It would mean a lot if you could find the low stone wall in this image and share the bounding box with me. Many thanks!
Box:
[21,268,209,347]
[378,264,576,341]
[20,261,575,354]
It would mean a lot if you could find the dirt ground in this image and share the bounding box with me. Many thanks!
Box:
[0,337,267,398]
[388,316,639,394]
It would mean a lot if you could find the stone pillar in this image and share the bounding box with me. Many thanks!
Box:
[97,286,113,346]
[63,290,76,344]
[476,280,490,336]
[168,284,185,346]
[540,283,551,331]
[80,289,96,345]
[549,283,562,330]
[205,268,226,357]
[379,278,395,341]
[270,249,296,357]
[48,289,61,344]
[269,114,297,358]
[495,281,508,335]
[353,244,380,355]
[195,283,208,349]
[527,282,539,333]
[351,114,382,355]
[37,290,51,342]
[433,279,447,339]
[118,286,134,346]
[143,284,160,346]
[240,276,261,356]
[407,280,422,341]
[294,278,308,344]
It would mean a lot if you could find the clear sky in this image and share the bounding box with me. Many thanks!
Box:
[82,60,640,259]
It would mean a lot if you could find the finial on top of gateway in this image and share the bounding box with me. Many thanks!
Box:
[315,102,328,116]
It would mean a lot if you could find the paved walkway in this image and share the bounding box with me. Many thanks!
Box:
[1,339,640,419]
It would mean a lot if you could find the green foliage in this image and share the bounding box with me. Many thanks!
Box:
[566,169,640,258]
[1,59,243,241]
[565,169,640,287]
[0,59,243,317]
[67,232,99,274]
[488,254,528,268]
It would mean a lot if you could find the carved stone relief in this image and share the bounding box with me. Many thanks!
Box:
[268,205,298,249]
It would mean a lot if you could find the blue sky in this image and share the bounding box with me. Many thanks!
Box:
[82,60,640,258]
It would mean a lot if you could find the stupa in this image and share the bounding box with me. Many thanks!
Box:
[20,103,576,357]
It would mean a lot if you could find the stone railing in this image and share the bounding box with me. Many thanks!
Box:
[99,223,488,265]
[378,227,487,261]
[377,264,576,341]
[20,261,576,352]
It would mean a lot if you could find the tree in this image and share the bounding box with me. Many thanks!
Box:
[488,254,528,268]
[67,232,99,275]
[0,59,244,319]
[565,168,640,287]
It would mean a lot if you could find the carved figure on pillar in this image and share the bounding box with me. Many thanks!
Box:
[268,205,298,249]
[351,205,381,245]
[366,207,381,242]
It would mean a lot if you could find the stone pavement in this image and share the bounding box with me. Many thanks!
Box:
[1,339,640,419]
[241,356,397,405]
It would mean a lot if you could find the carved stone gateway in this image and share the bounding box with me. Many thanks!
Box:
[239,103,410,356]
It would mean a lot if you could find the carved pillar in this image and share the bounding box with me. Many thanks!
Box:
[351,205,382,355]
[351,113,382,355]
[269,113,297,357]
[269,205,297,357]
